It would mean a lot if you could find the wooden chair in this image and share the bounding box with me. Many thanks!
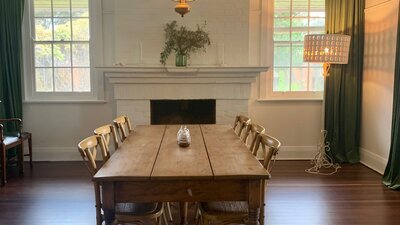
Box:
[94,124,119,154]
[113,115,133,142]
[78,135,167,225]
[198,133,281,225]
[232,115,251,138]
[241,123,266,156]
[0,118,32,186]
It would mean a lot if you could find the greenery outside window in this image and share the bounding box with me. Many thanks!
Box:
[273,0,325,94]
[31,0,91,94]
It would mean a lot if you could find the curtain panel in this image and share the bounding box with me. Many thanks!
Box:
[0,0,25,122]
[324,0,365,163]
[383,1,400,190]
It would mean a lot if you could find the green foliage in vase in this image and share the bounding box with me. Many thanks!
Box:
[160,21,211,65]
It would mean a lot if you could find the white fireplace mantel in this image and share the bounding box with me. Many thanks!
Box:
[96,66,269,125]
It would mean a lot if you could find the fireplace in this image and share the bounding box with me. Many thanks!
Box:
[151,99,216,125]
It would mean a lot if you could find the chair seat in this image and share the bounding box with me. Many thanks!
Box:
[116,202,160,215]
[201,201,248,214]
[3,136,19,146]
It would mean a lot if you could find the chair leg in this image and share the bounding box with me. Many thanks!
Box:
[162,207,169,225]
[17,144,24,175]
[94,183,102,225]
[28,135,33,168]
[1,147,6,186]
[166,202,173,222]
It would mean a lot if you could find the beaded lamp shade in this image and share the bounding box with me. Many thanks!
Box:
[303,34,351,64]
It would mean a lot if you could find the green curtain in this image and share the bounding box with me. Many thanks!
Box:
[382,3,400,190]
[0,0,25,122]
[324,0,365,163]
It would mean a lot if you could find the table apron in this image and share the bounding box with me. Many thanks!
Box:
[110,179,258,202]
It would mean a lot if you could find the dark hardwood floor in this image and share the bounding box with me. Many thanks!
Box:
[1,161,399,225]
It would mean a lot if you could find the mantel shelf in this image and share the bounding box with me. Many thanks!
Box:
[95,65,269,75]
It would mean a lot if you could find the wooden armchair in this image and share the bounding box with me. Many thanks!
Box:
[78,135,167,225]
[113,115,133,142]
[199,133,281,225]
[232,115,251,138]
[0,118,32,186]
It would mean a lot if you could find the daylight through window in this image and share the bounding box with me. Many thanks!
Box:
[33,0,90,92]
[273,0,325,92]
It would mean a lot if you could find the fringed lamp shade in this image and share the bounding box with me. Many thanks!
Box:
[303,34,351,64]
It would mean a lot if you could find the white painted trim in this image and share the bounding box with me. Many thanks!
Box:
[359,147,388,175]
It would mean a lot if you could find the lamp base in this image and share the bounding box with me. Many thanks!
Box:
[306,130,341,175]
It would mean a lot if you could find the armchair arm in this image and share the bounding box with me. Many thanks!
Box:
[0,118,23,138]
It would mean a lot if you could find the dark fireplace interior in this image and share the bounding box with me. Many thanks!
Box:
[151,99,216,125]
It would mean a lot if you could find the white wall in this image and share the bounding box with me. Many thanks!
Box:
[360,0,399,174]
[23,0,322,161]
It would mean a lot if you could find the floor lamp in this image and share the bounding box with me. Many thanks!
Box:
[303,34,351,175]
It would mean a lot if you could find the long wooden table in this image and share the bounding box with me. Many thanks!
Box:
[93,125,270,225]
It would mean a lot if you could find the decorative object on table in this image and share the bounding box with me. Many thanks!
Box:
[160,20,210,67]
[177,125,191,147]
[303,34,351,175]
[172,0,196,17]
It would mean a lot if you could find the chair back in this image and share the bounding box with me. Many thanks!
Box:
[232,115,251,137]
[242,123,265,155]
[78,135,109,175]
[94,124,119,152]
[113,115,133,142]
[254,133,281,173]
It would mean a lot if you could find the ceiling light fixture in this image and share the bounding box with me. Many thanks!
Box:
[172,0,195,17]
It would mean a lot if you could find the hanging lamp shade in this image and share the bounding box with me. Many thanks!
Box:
[172,0,195,17]
[303,34,351,64]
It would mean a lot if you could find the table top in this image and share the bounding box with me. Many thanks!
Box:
[93,124,269,182]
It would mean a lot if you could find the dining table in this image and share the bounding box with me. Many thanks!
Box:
[93,124,270,225]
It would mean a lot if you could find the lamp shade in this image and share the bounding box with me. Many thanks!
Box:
[303,34,351,64]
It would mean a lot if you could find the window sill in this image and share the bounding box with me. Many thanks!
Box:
[23,100,107,104]
[257,98,323,102]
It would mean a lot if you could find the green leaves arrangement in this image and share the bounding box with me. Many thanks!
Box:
[160,21,211,65]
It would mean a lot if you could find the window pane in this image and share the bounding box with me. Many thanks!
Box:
[72,44,90,66]
[310,67,324,91]
[292,44,307,66]
[34,0,51,17]
[35,44,52,67]
[310,18,325,27]
[35,18,53,41]
[275,0,290,16]
[274,44,290,67]
[36,68,53,92]
[73,68,91,92]
[53,0,70,17]
[292,31,308,42]
[291,67,308,91]
[274,18,290,28]
[54,18,71,41]
[274,30,290,41]
[292,18,308,27]
[72,18,90,41]
[54,43,71,67]
[72,0,89,17]
[54,68,72,91]
[273,68,290,92]
[292,0,309,17]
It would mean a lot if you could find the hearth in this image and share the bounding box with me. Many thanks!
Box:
[151,99,216,125]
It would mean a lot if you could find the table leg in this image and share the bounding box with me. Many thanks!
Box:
[102,182,115,225]
[179,201,188,225]
[248,180,262,225]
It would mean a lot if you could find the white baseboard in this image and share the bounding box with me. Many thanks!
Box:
[359,147,388,175]
[33,147,83,161]
[275,146,316,160]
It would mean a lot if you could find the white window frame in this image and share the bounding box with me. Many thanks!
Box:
[23,0,105,103]
[259,0,324,101]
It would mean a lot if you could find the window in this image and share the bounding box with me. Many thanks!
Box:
[32,0,90,93]
[273,0,325,93]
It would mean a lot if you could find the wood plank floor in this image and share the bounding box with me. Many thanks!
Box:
[1,161,399,225]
